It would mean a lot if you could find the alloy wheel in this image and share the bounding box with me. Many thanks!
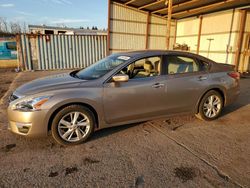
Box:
[203,95,222,118]
[58,111,90,142]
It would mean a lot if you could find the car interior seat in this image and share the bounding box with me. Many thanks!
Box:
[137,60,153,77]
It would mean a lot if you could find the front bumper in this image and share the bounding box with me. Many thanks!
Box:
[7,107,49,137]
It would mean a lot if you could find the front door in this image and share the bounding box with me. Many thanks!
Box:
[103,56,168,124]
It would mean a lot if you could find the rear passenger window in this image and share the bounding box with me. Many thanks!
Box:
[167,56,200,74]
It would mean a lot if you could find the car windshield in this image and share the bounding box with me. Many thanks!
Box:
[75,54,130,80]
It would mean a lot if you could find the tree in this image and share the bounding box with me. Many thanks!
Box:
[0,17,8,33]
[9,21,22,34]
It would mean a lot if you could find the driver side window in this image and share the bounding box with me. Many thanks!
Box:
[119,56,161,79]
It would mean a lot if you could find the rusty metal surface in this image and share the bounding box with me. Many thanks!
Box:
[17,34,107,71]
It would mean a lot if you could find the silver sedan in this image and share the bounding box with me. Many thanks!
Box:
[7,50,240,145]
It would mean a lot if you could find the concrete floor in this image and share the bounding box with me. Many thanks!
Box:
[0,70,249,187]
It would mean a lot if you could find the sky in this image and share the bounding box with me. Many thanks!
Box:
[0,0,108,29]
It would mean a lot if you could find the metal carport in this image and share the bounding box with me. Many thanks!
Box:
[108,0,250,72]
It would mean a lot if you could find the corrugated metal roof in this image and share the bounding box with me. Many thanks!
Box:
[28,25,107,35]
[112,0,250,19]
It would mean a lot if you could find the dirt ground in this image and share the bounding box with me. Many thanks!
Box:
[0,69,17,99]
[0,70,249,187]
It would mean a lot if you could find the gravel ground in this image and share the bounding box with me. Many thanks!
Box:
[0,70,249,187]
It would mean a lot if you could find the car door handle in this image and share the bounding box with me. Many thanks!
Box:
[152,83,165,88]
[198,76,207,81]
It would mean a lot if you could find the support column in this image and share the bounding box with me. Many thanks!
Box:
[145,12,150,49]
[107,0,111,55]
[234,10,247,71]
[166,0,173,50]
[196,16,203,54]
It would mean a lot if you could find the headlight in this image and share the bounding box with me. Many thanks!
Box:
[12,96,51,111]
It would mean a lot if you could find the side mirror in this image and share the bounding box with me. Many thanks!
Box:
[112,74,129,82]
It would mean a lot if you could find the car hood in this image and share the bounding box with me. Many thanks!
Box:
[15,73,84,96]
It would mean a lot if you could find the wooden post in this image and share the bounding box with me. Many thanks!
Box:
[196,16,203,54]
[107,0,111,55]
[166,0,173,50]
[16,34,24,71]
[234,10,247,72]
[173,19,177,46]
[145,12,150,49]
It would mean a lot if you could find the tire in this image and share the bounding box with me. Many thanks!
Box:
[51,105,95,146]
[195,90,223,121]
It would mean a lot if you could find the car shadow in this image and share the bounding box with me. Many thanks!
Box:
[89,122,142,142]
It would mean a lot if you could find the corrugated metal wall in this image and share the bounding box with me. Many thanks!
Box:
[16,34,107,71]
[176,10,241,65]
[109,2,176,54]
[148,15,176,49]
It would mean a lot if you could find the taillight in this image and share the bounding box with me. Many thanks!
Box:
[227,72,240,80]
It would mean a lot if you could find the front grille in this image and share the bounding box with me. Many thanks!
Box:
[9,94,18,102]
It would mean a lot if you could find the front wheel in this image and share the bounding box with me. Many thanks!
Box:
[51,105,95,146]
[196,90,223,121]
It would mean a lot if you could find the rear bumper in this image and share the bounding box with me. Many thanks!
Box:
[224,83,240,106]
[7,107,49,137]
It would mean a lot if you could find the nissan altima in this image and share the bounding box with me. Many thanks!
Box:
[7,50,240,145]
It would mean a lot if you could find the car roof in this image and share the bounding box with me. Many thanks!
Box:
[114,50,216,64]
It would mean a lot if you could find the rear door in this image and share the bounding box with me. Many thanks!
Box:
[103,55,168,124]
[162,54,210,113]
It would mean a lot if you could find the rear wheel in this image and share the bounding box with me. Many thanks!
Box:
[51,105,95,146]
[196,90,223,121]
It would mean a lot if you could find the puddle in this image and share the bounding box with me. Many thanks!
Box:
[1,144,16,152]
[174,167,197,182]
[65,167,78,176]
[83,157,100,165]
[49,171,59,177]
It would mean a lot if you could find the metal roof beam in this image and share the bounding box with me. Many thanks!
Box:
[138,0,165,10]
[152,0,200,14]
[125,0,137,5]
[168,0,238,18]
[166,0,173,50]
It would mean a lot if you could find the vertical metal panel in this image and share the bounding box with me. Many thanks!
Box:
[51,35,57,69]
[18,34,107,70]
[58,35,62,69]
[109,2,176,52]
[75,36,79,68]
[88,36,93,67]
[46,36,54,69]
[39,36,44,70]
[149,14,171,50]
[36,35,41,70]
[54,35,59,69]
[65,35,70,69]
[61,35,66,69]
[43,35,48,69]
[110,2,147,52]
[175,9,241,65]
[81,36,87,67]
